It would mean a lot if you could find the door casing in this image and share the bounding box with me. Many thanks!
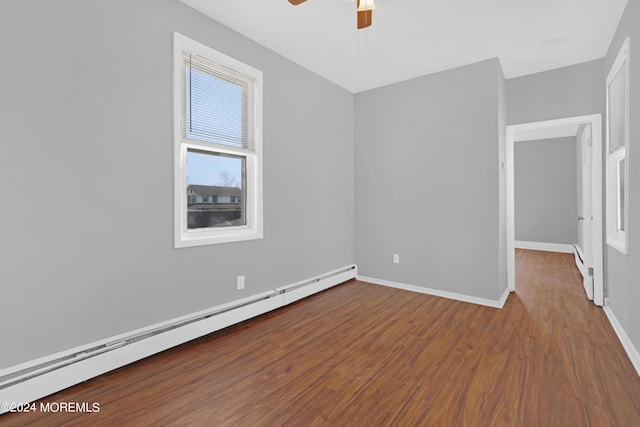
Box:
[506,114,604,306]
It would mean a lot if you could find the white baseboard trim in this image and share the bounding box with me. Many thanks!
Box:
[603,306,640,378]
[514,241,574,253]
[0,265,357,413]
[357,275,510,309]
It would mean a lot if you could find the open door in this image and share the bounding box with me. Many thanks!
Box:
[578,124,594,300]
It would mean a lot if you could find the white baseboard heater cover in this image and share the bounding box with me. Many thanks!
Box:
[0,265,357,412]
[574,244,586,277]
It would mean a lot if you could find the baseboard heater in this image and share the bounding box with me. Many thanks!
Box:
[573,244,587,277]
[0,265,356,409]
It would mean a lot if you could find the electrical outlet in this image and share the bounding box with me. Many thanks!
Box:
[237,275,245,290]
[393,254,400,264]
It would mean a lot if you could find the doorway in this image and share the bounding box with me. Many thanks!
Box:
[506,114,604,306]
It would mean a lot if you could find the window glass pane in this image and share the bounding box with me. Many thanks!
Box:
[608,62,626,153]
[186,149,246,229]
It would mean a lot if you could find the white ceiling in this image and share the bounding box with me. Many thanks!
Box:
[179,0,628,93]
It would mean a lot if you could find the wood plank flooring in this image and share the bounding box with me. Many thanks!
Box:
[2,249,639,426]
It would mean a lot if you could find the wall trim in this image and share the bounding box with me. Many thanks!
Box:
[357,275,510,309]
[514,240,574,253]
[603,306,640,378]
[0,265,357,413]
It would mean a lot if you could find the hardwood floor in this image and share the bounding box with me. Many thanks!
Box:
[2,249,639,426]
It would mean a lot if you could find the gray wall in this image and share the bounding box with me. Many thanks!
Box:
[0,0,354,369]
[515,138,578,245]
[354,58,507,301]
[507,59,605,125]
[604,0,640,359]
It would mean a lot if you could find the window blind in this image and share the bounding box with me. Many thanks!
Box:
[608,61,626,154]
[183,52,256,151]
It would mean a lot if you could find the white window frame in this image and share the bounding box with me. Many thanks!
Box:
[605,37,630,254]
[173,33,263,248]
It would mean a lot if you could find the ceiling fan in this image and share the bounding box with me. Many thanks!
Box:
[288,0,377,30]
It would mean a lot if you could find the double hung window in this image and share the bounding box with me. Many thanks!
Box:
[174,33,263,247]
[605,37,630,254]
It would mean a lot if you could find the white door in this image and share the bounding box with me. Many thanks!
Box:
[580,124,594,300]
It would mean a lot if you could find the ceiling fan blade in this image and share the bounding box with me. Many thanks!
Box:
[357,10,372,29]
[288,0,307,5]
